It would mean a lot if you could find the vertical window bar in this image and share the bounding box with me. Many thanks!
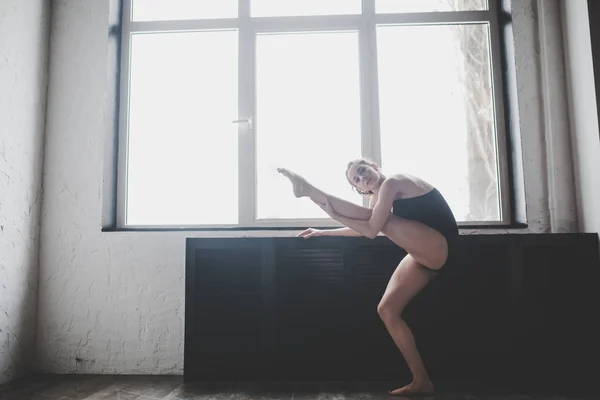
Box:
[238,0,256,225]
[361,0,382,168]
[360,0,381,207]
[487,0,511,223]
[116,0,133,227]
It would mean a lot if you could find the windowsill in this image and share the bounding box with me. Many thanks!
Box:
[101,222,528,233]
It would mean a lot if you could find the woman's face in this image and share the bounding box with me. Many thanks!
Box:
[347,162,381,193]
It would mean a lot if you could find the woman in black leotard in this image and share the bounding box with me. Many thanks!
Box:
[278,158,459,397]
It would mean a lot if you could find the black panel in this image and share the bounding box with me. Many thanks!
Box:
[184,233,600,396]
[190,245,264,380]
[346,243,407,381]
[515,235,600,392]
[274,246,349,380]
[439,237,512,384]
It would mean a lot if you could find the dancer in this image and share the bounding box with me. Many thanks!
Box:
[278,159,458,396]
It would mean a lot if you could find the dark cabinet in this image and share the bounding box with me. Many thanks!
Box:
[185,234,599,394]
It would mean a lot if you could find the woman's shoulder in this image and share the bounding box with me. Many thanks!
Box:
[386,173,434,198]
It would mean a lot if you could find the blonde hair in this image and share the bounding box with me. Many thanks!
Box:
[346,158,378,196]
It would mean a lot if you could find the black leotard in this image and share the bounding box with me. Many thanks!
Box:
[391,188,459,273]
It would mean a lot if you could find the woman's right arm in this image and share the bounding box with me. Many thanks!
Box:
[325,227,362,236]
[298,193,380,238]
[298,227,361,238]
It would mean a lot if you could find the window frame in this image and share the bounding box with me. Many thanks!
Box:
[116,0,511,229]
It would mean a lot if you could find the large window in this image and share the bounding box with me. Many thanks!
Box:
[117,0,510,228]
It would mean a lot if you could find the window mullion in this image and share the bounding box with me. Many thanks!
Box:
[117,0,133,227]
[360,0,382,168]
[238,0,256,225]
[487,0,511,223]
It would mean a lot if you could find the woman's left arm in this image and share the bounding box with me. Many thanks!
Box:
[322,179,399,239]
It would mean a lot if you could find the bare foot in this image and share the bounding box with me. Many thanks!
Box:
[388,380,435,397]
[277,168,310,198]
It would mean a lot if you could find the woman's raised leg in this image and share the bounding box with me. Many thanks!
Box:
[278,168,449,270]
[278,168,372,220]
[380,214,449,271]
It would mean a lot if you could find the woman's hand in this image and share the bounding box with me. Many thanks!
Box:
[297,228,325,239]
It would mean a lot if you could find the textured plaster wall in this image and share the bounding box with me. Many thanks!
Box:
[474,0,577,235]
[562,0,600,233]
[0,0,49,384]
[38,0,578,373]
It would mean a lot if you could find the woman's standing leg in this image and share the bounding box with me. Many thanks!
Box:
[378,254,437,396]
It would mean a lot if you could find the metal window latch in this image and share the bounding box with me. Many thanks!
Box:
[232,117,252,130]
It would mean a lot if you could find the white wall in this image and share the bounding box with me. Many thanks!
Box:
[38,0,579,374]
[0,0,49,384]
[562,0,600,233]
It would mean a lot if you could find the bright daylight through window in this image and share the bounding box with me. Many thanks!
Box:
[118,0,509,228]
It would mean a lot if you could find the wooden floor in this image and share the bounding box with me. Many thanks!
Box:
[0,375,594,400]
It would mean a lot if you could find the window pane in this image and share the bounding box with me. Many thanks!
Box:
[256,32,362,220]
[126,31,238,225]
[377,24,500,221]
[376,0,487,13]
[132,0,237,21]
[252,0,361,17]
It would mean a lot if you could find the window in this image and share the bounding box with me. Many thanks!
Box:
[117,0,509,228]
